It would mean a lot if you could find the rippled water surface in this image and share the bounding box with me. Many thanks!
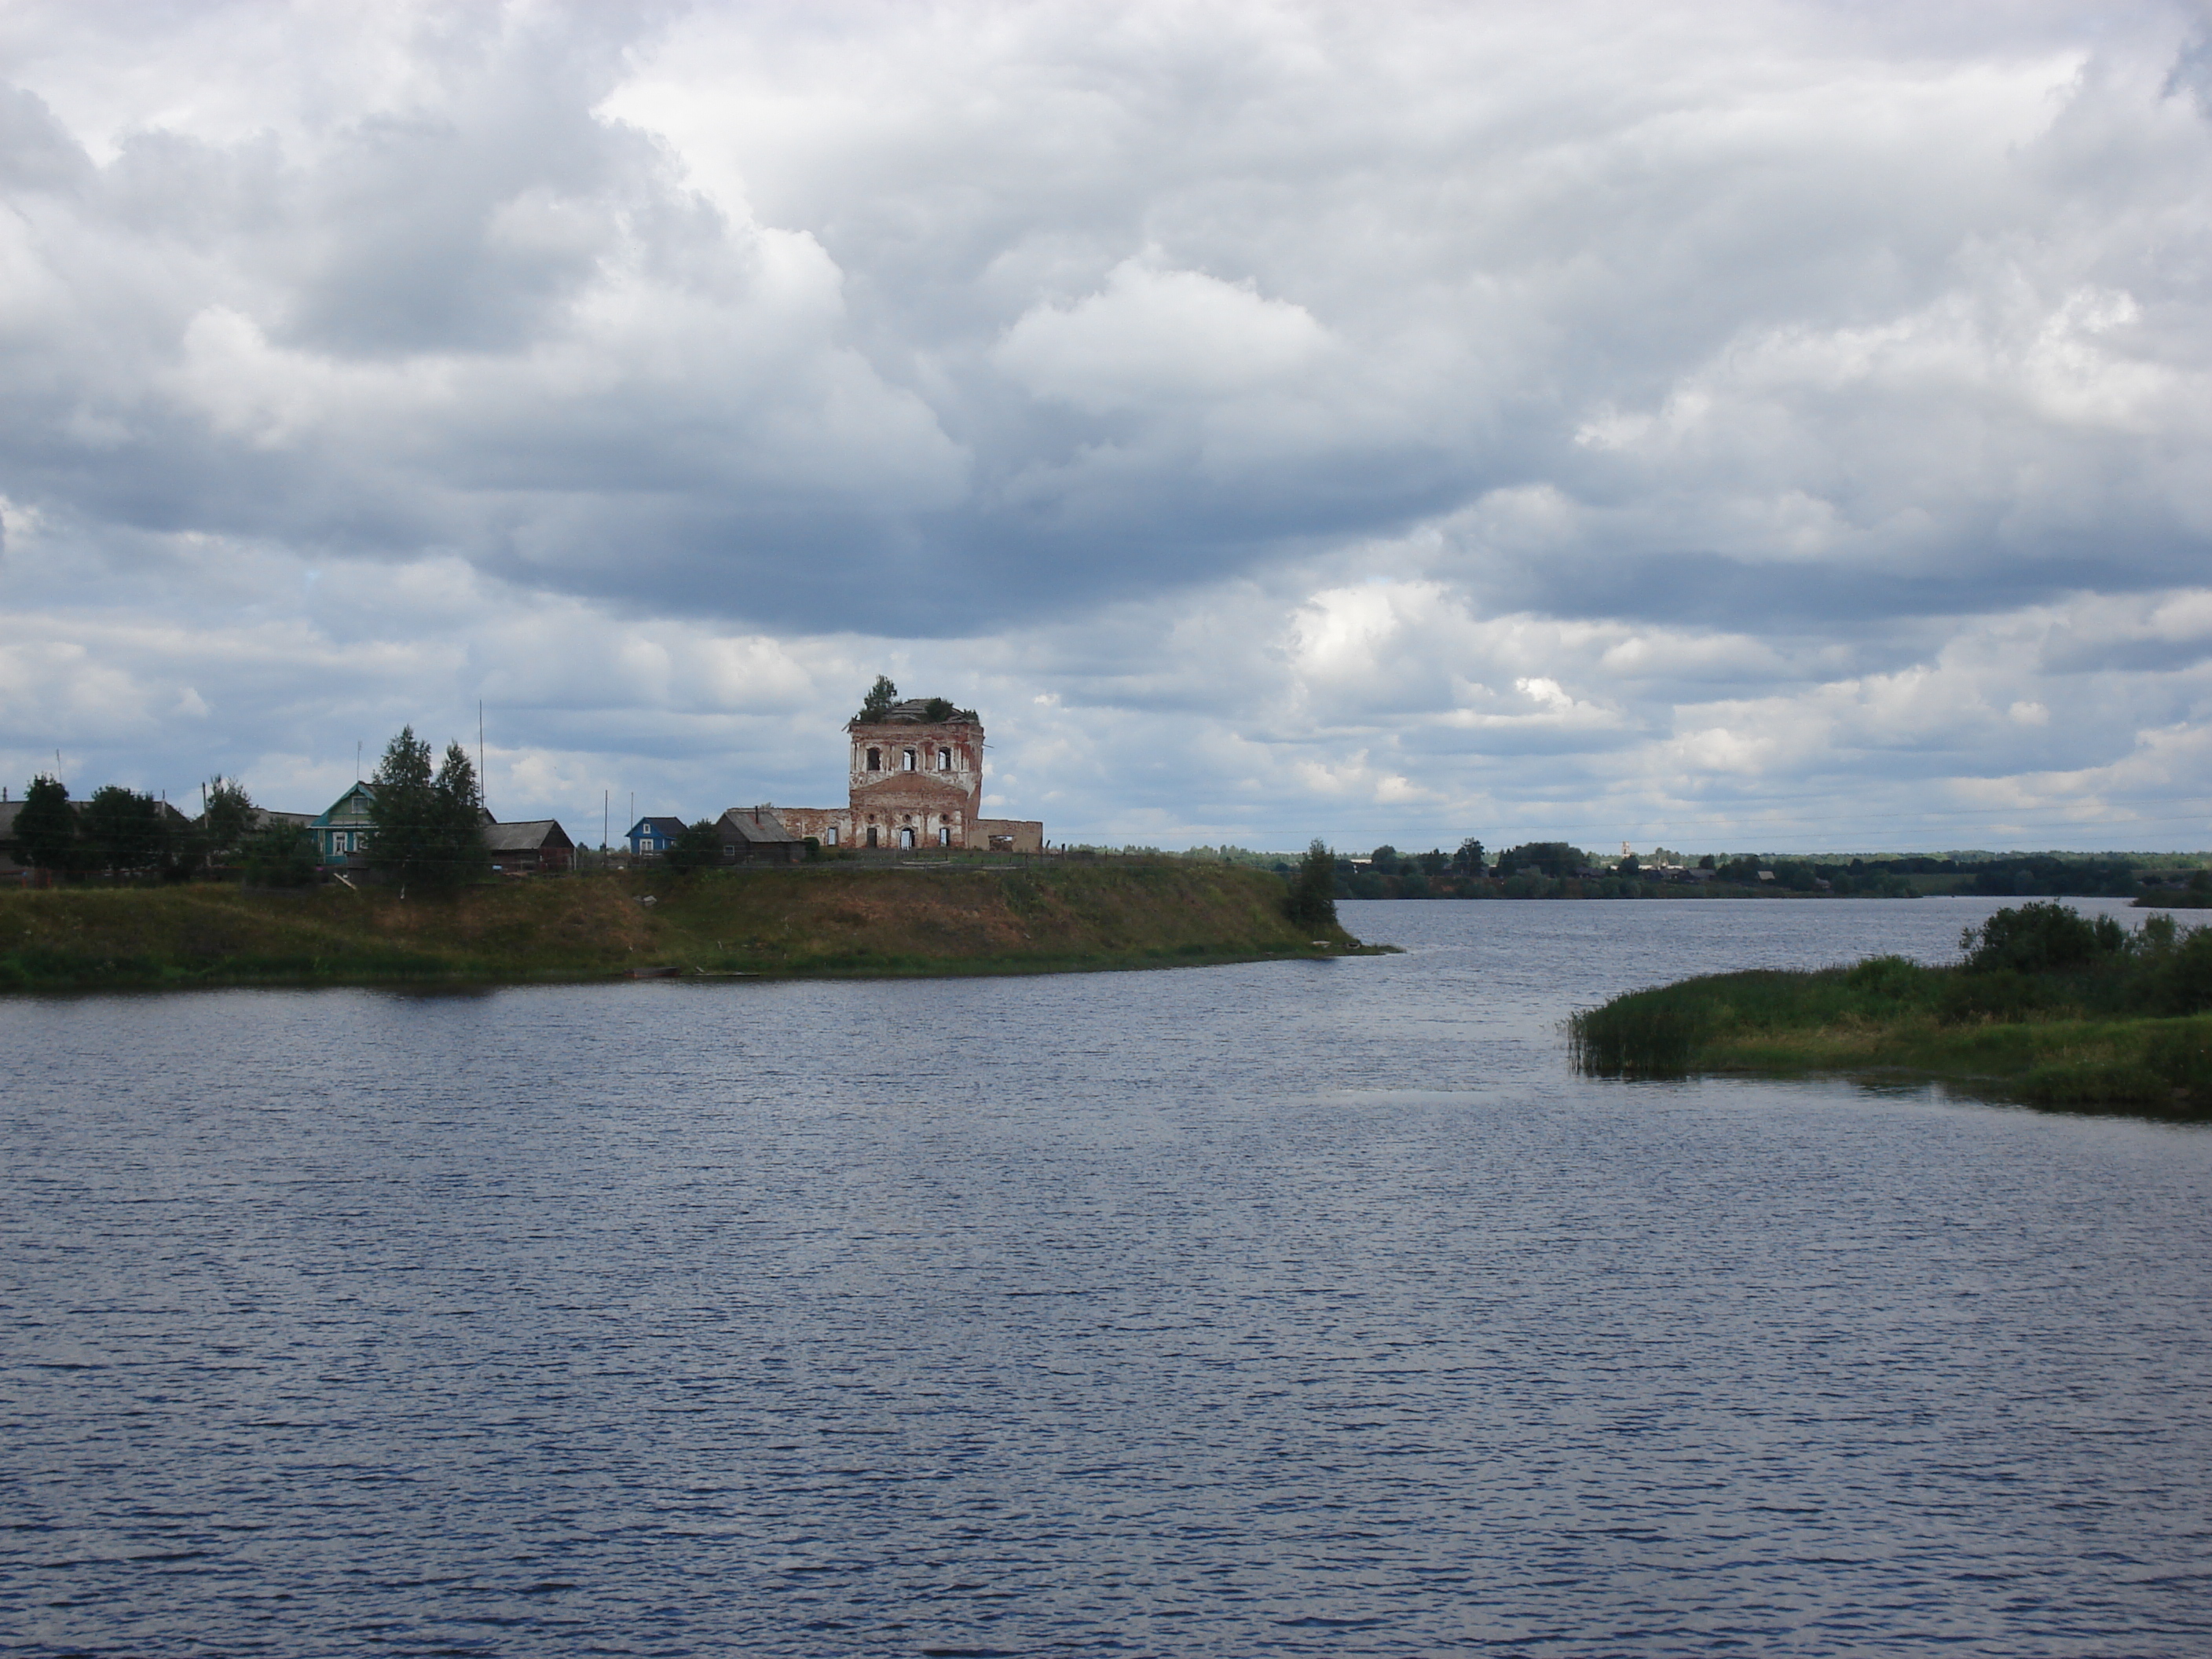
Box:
[4,897,2209,1656]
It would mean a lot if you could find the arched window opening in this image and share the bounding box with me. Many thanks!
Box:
[866,826,878,848]
[825,826,838,846]
[866,747,881,771]
[903,748,917,771]
[899,826,917,849]
[938,826,950,847]
[937,747,951,770]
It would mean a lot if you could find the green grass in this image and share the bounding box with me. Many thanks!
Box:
[1569,954,2212,1115]
[0,862,1361,993]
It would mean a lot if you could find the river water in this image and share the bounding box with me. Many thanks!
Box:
[2,896,2207,1657]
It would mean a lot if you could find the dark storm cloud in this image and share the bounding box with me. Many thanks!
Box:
[2,1,2209,849]
[2,0,2199,640]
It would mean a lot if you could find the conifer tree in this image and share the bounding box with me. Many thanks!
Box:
[368,727,438,892]
[434,742,487,886]
[368,727,495,892]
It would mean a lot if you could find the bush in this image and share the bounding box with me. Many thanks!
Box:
[2143,926,2212,1016]
[1960,901,2121,974]
[665,819,722,873]
[242,824,320,888]
[1285,840,1338,932]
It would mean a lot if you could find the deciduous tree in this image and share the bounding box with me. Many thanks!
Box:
[14,775,76,873]
[1287,839,1339,933]
[204,776,254,860]
[84,786,163,877]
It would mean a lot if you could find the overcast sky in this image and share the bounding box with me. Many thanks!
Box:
[4,1,2210,854]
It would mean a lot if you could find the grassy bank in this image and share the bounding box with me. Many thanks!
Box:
[0,862,1362,993]
[1569,906,2212,1115]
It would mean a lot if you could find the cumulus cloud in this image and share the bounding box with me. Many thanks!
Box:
[1,0,2208,850]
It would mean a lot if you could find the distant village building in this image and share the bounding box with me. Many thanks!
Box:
[778,696,1045,851]
[714,805,807,865]
[0,800,27,876]
[310,782,379,862]
[625,816,686,859]
[309,782,568,873]
[483,819,575,873]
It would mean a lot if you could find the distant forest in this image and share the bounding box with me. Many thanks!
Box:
[1324,843,2198,902]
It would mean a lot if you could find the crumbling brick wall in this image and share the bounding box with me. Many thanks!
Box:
[845,711,984,848]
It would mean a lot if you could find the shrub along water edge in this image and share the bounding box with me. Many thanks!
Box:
[1569,903,2212,1115]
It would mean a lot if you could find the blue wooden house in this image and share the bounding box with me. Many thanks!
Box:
[310,782,378,862]
[625,815,687,859]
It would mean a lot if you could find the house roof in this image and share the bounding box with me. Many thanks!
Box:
[189,807,313,831]
[716,805,802,844]
[627,816,686,837]
[313,782,376,825]
[482,819,573,852]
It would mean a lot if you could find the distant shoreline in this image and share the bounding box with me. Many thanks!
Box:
[0,863,1367,994]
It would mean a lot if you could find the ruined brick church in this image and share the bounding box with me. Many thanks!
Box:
[775,689,1045,853]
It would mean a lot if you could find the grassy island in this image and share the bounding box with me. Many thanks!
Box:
[1570,904,2212,1115]
[0,861,1364,994]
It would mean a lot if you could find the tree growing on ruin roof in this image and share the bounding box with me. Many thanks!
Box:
[860,676,898,720]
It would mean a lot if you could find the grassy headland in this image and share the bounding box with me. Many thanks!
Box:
[0,862,1363,993]
[1569,905,2212,1115]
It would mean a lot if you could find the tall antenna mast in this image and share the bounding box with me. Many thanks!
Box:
[478,701,485,806]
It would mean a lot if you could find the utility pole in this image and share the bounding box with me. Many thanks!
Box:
[602,789,610,854]
[478,701,486,809]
